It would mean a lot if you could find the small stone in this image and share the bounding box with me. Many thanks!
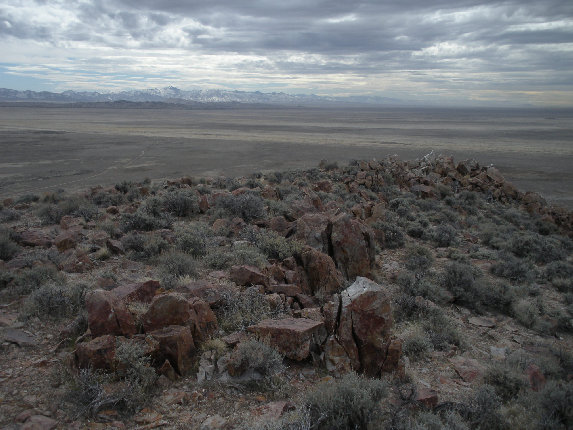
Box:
[21,415,58,430]
[201,415,227,430]
[450,356,483,383]
[468,316,496,328]
[416,387,438,408]
[2,328,38,347]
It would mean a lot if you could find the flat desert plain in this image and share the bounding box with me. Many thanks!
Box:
[0,106,572,208]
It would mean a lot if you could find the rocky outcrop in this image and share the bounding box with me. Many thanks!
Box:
[323,277,400,377]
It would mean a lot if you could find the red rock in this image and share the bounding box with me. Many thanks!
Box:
[266,264,286,284]
[112,280,160,303]
[330,213,375,280]
[526,364,546,392]
[150,325,195,375]
[337,277,394,376]
[75,335,116,370]
[411,184,435,199]
[300,246,343,296]
[324,335,353,376]
[88,230,110,246]
[86,289,136,337]
[20,415,58,430]
[322,299,339,334]
[294,213,330,252]
[416,387,438,408]
[230,265,270,287]
[382,338,403,373]
[248,318,327,361]
[486,167,504,183]
[295,293,318,309]
[199,195,209,213]
[18,230,52,247]
[261,185,279,200]
[300,307,323,321]
[255,401,295,420]
[468,316,496,328]
[268,284,302,296]
[176,280,228,307]
[60,250,93,273]
[269,216,294,236]
[159,359,178,381]
[54,230,80,252]
[142,293,193,333]
[106,239,124,255]
[450,356,483,383]
[188,297,218,342]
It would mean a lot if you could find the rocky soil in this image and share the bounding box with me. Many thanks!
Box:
[0,154,572,429]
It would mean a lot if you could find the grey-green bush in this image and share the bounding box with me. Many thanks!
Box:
[304,372,387,430]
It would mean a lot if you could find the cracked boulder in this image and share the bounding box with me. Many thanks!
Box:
[326,277,398,377]
[86,289,136,337]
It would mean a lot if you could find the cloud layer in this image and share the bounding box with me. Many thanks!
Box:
[1,0,572,105]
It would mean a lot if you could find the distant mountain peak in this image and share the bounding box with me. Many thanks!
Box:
[0,86,405,106]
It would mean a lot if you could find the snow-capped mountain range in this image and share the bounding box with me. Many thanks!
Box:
[0,86,403,106]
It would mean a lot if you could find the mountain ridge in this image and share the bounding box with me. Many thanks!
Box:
[0,86,404,107]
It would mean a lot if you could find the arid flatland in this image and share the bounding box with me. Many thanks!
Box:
[0,106,572,208]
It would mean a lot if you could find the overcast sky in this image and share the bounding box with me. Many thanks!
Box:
[1,0,572,106]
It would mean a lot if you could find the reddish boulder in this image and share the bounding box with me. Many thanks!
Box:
[112,280,160,304]
[248,318,327,361]
[86,289,136,337]
[230,265,269,287]
[188,297,218,342]
[268,284,302,297]
[75,335,116,370]
[526,364,546,392]
[330,213,375,279]
[18,230,52,248]
[54,230,81,252]
[149,325,195,375]
[269,216,294,237]
[450,356,483,383]
[416,387,439,408]
[176,280,228,307]
[142,293,193,333]
[106,239,125,255]
[337,277,393,376]
[60,250,93,273]
[294,213,330,252]
[300,246,343,296]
